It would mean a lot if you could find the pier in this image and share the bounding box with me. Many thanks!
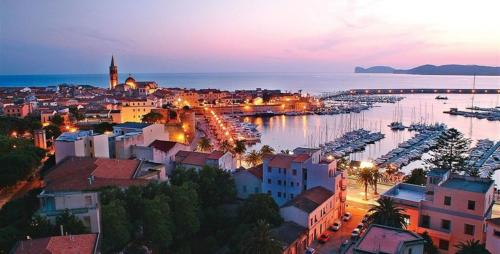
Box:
[320,88,499,100]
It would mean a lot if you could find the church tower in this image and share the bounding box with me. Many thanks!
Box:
[109,55,118,89]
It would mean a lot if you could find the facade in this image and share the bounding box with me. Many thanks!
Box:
[270,221,308,254]
[261,147,345,207]
[486,218,500,254]
[3,103,29,118]
[132,139,191,174]
[175,150,236,172]
[344,224,425,254]
[382,169,495,253]
[34,129,47,149]
[280,186,337,244]
[55,130,110,164]
[233,165,263,199]
[38,157,164,233]
[12,234,98,254]
[112,122,168,159]
[119,99,156,123]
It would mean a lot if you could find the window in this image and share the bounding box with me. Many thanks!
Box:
[267,190,271,195]
[441,219,451,230]
[444,196,451,206]
[438,239,449,250]
[468,200,476,210]
[277,180,282,185]
[278,192,282,198]
[284,169,287,175]
[85,196,92,206]
[290,194,294,199]
[408,248,412,254]
[290,182,294,187]
[421,215,430,228]
[243,185,247,193]
[267,179,271,184]
[464,224,474,235]
[284,181,286,185]
[293,169,297,176]
[310,218,313,226]
[267,167,271,172]
[254,187,259,193]
[278,168,281,174]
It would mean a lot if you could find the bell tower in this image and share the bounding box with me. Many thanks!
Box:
[109,55,118,89]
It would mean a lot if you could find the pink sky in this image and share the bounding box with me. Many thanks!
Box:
[0,0,499,74]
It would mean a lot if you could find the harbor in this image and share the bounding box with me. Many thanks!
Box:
[320,129,385,158]
[444,106,500,121]
[466,140,500,177]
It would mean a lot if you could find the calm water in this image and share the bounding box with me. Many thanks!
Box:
[245,94,500,184]
[0,73,499,93]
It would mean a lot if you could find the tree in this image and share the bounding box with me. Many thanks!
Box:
[143,195,173,252]
[367,197,407,229]
[259,145,275,156]
[142,112,163,124]
[101,200,131,253]
[370,167,381,195]
[419,231,438,254]
[69,106,84,121]
[337,157,349,171]
[455,239,490,254]
[198,137,213,152]
[29,215,54,238]
[245,150,262,167]
[55,209,89,235]
[280,149,291,154]
[220,140,232,153]
[240,220,282,254]
[426,128,470,173]
[168,110,177,120]
[197,166,236,207]
[43,124,62,140]
[170,183,200,241]
[356,167,373,200]
[93,122,114,134]
[405,168,427,185]
[50,115,64,127]
[238,194,282,227]
[233,140,247,167]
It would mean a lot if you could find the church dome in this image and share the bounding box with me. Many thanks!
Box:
[125,76,136,83]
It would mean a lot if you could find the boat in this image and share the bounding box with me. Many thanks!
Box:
[388,122,405,131]
[435,95,448,100]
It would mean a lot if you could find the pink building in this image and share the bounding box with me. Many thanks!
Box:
[12,234,98,254]
[3,103,29,118]
[382,169,494,253]
[486,218,500,254]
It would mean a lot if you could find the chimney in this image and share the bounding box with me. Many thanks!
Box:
[60,225,64,236]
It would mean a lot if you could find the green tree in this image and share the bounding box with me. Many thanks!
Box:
[198,137,213,152]
[143,194,173,252]
[55,209,89,235]
[170,183,200,241]
[198,166,236,207]
[426,128,470,173]
[69,106,84,121]
[43,124,62,140]
[141,112,164,123]
[367,197,408,229]
[356,167,373,200]
[29,215,54,238]
[420,231,438,254]
[259,145,275,156]
[455,239,490,254]
[370,167,381,195]
[245,150,262,167]
[101,200,131,253]
[233,140,247,167]
[220,140,232,153]
[50,115,64,127]
[240,220,282,254]
[238,194,282,227]
[93,122,114,134]
[337,157,349,171]
[405,168,427,185]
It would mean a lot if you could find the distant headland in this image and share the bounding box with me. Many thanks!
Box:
[354,64,500,76]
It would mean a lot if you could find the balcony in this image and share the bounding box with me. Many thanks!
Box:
[39,206,97,217]
[340,197,346,203]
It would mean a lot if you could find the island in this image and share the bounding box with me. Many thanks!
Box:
[355,64,500,76]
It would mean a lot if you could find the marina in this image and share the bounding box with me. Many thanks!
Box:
[466,140,500,177]
[320,129,385,158]
[444,106,500,121]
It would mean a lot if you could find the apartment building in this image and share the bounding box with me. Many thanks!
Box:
[112,122,168,159]
[261,147,346,209]
[119,99,156,123]
[233,165,263,199]
[382,168,494,253]
[486,218,500,254]
[132,139,190,174]
[175,150,236,172]
[3,103,30,118]
[38,157,165,233]
[55,130,109,164]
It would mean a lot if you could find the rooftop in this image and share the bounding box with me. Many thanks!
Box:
[441,177,493,193]
[149,140,180,153]
[56,130,96,142]
[383,183,426,203]
[270,221,307,248]
[175,150,227,167]
[114,122,151,129]
[428,168,449,177]
[353,224,424,254]
[13,234,97,254]
[282,186,333,213]
[486,217,500,227]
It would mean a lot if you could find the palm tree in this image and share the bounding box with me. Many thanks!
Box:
[240,220,282,254]
[220,140,232,153]
[356,167,373,200]
[245,150,263,167]
[455,239,490,254]
[370,167,382,195]
[280,149,291,154]
[368,197,408,229]
[260,145,275,156]
[233,140,247,167]
[197,137,213,152]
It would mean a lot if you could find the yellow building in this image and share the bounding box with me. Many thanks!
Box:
[119,99,155,123]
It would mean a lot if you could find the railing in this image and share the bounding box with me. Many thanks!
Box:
[40,207,94,216]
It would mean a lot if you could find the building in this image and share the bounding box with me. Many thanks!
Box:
[112,122,168,159]
[233,165,263,199]
[38,157,165,233]
[382,169,495,253]
[3,103,29,118]
[486,218,500,254]
[108,56,158,95]
[12,234,98,254]
[118,99,156,123]
[262,147,345,207]
[132,139,190,174]
[175,150,236,172]
[34,129,47,149]
[109,55,118,89]
[55,130,110,164]
[280,186,336,244]
[344,224,425,254]
[270,221,308,254]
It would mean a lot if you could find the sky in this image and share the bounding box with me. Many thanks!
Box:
[0,0,499,74]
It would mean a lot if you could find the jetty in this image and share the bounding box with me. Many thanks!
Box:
[320,129,385,158]
[320,88,499,100]
[466,140,500,177]
[444,107,500,121]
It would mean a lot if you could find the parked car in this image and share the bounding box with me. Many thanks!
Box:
[305,247,318,254]
[362,215,369,224]
[318,233,330,243]
[356,223,365,231]
[331,220,342,231]
[340,239,350,249]
[342,212,352,221]
[351,228,360,239]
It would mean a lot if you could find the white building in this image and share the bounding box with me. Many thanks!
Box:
[55,130,109,164]
[175,150,236,172]
[132,140,190,175]
[38,157,165,233]
[233,165,263,199]
[112,122,168,159]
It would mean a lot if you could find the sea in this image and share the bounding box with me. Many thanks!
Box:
[1,72,499,184]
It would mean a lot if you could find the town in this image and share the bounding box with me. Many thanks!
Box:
[0,56,499,254]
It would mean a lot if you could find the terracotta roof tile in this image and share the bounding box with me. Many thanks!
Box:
[207,150,225,160]
[14,234,97,254]
[282,186,333,213]
[247,164,263,179]
[268,154,295,168]
[149,140,179,153]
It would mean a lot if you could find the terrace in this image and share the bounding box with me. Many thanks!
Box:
[383,183,426,208]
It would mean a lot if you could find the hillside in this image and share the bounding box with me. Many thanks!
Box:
[355,64,500,76]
